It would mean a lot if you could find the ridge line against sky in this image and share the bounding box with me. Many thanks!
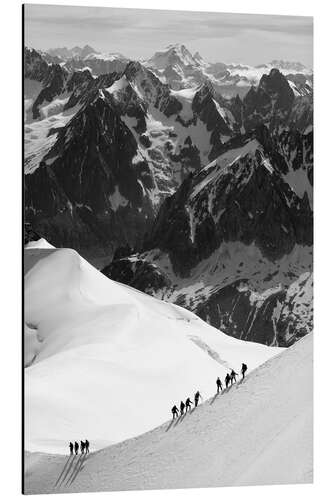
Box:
[24,4,313,66]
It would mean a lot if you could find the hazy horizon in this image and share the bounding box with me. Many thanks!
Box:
[24,4,313,67]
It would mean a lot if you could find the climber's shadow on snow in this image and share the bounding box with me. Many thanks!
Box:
[54,455,75,487]
[210,392,220,405]
[66,454,90,486]
[174,414,186,426]
[54,455,75,488]
[166,413,188,431]
[165,420,175,432]
[65,456,82,486]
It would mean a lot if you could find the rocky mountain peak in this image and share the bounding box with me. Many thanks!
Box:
[259,69,294,103]
[193,80,216,103]
[124,60,147,80]
[147,43,198,70]
[193,51,204,62]
[24,46,50,82]
[81,44,98,58]
[241,70,296,132]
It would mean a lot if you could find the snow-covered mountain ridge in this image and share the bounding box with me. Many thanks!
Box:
[24,242,281,454]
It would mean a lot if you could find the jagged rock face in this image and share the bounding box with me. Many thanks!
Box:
[31,65,68,119]
[25,48,313,301]
[24,222,42,245]
[103,244,313,347]
[289,95,313,133]
[24,52,246,258]
[243,69,295,131]
[122,61,183,118]
[62,69,95,110]
[145,128,313,276]
[65,69,94,93]
[192,83,235,144]
[217,69,313,137]
[286,73,313,97]
[277,129,313,198]
[102,256,172,292]
[103,127,313,346]
[25,48,70,119]
[24,48,50,81]
[25,92,156,260]
[196,272,313,347]
[260,69,295,108]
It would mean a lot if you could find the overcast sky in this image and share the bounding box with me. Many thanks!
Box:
[24,4,313,67]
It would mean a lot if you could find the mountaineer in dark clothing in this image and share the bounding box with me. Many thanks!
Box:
[241,363,248,379]
[185,397,193,412]
[194,391,202,407]
[74,441,79,455]
[230,369,238,384]
[225,373,231,388]
[85,439,90,453]
[180,401,185,415]
[216,377,222,393]
[172,405,179,419]
[80,440,85,454]
[69,442,73,455]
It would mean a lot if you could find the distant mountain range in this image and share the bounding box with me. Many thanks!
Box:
[42,43,313,97]
[144,44,313,97]
[46,44,98,60]
[24,43,313,347]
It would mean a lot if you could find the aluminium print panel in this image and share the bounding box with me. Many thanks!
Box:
[23,3,313,494]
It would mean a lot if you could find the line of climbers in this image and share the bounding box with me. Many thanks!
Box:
[171,390,202,419]
[171,363,247,419]
[216,363,247,392]
[69,440,90,455]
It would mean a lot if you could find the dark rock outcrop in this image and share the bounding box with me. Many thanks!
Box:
[145,127,313,276]
[196,273,313,347]
[242,69,295,132]
[104,126,313,346]
[102,257,172,293]
[25,91,156,260]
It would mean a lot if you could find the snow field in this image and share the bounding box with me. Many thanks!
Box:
[24,333,312,493]
[24,245,281,454]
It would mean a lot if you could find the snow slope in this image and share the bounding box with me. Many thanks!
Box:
[24,102,81,174]
[25,238,55,250]
[24,245,281,454]
[24,333,312,493]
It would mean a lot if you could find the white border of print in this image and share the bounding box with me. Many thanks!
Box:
[1,0,332,499]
